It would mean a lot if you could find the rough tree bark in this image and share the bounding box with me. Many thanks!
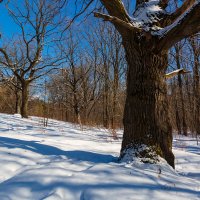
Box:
[94,0,200,168]
[122,40,174,167]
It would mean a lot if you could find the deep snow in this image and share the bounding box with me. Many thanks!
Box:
[0,113,199,200]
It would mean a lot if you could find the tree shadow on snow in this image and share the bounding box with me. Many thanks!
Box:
[0,136,117,164]
[186,145,200,155]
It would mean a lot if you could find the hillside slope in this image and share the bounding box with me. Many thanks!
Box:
[0,113,199,200]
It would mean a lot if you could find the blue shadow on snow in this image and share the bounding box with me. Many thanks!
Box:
[0,136,117,164]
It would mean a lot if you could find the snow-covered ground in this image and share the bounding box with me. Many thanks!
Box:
[0,113,199,200]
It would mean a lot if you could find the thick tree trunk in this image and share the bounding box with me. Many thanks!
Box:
[21,82,29,118]
[120,40,175,168]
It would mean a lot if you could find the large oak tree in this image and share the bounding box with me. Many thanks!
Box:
[92,0,200,168]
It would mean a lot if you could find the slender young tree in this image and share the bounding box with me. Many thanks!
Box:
[92,0,200,168]
[189,36,200,136]
[174,43,188,136]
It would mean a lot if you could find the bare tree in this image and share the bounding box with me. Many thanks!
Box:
[189,35,200,136]
[171,43,188,136]
[0,0,66,118]
[92,0,200,168]
[92,22,126,130]
[167,35,199,136]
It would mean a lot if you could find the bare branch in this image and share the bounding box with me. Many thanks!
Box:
[100,0,131,23]
[94,12,141,32]
[157,1,200,51]
[170,0,196,22]
[62,0,94,34]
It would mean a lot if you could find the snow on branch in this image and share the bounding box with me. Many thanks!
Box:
[94,12,141,32]
[165,69,191,79]
[132,0,165,32]
[155,0,200,51]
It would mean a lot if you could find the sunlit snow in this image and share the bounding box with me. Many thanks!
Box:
[132,0,163,31]
[0,113,199,200]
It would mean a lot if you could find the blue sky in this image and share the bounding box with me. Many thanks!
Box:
[0,0,136,40]
[0,3,20,38]
[0,0,184,40]
[0,1,88,40]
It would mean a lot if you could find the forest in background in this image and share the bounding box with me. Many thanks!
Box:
[0,26,199,138]
[0,0,199,139]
